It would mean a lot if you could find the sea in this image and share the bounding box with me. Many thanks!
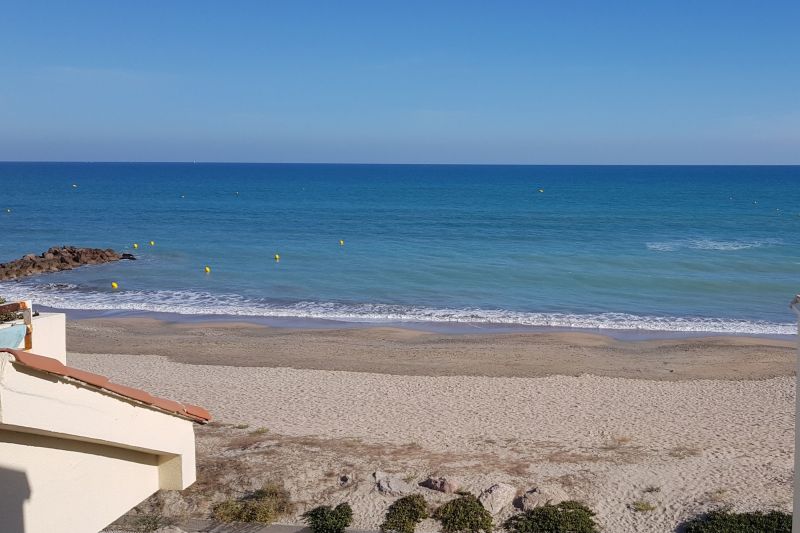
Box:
[0,162,798,337]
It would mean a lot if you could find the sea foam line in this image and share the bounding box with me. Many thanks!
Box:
[646,238,783,252]
[1,283,794,335]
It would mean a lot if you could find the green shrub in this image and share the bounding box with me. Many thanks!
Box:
[504,501,599,533]
[212,483,294,524]
[681,509,791,532]
[213,499,246,522]
[631,500,656,512]
[433,494,492,533]
[302,503,354,533]
[381,494,429,533]
[132,513,173,532]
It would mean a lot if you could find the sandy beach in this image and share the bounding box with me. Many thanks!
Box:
[66,318,796,532]
[67,318,794,380]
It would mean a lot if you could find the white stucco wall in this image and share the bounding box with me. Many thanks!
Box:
[0,430,161,533]
[0,352,199,533]
[30,313,67,364]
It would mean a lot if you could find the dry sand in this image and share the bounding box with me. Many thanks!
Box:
[68,318,796,532]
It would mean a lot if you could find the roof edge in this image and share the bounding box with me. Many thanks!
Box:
[0,348,210,424]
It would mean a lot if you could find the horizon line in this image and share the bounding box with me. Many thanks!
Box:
[1,160,799,167]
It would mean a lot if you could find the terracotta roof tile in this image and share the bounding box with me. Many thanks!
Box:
[0,347,210,423]
[152,397,185,414]
[63,367,110,388]
[9,349,67,375]
[103,382,156,405]
[184,403,212,421]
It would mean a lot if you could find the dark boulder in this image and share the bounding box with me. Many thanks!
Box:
[0,246,134,281]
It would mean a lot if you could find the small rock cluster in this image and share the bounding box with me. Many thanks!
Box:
[419,476,460,494]
[0,246,135,280]
[371,472,568,516]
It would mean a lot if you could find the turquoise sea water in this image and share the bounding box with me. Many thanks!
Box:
[0,163,798,335]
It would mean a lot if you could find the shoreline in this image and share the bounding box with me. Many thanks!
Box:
[66,315,795,381]
[47,305,796,341]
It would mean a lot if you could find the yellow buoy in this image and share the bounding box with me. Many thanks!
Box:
[111,282,119,289]
[274,253,280,262]
[339,239,345,246]
[204,266,211,273]
[149,240,155,246]
[133,243,139,249]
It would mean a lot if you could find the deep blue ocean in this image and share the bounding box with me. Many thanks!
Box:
[0,163,798,335]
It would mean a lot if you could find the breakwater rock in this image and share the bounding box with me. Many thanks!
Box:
[0,246,135,280]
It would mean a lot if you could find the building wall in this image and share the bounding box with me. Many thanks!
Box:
[0,429,161,533]
[0,355,197,489]
[0,312,66,364]
[31,313,67,364]
[0,351,200,533]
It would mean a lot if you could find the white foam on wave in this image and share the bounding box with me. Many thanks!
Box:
[645,242,679,252]
[647,238,782,252]
[1,282,794,336]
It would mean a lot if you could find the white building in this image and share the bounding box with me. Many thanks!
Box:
[0,301,210,533]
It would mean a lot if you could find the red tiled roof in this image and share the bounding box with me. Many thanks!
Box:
[0,348,210,424]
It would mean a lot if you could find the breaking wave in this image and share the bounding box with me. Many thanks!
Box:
[1,282,794,335]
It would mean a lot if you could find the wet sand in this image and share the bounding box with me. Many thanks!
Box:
[66,317,795,380]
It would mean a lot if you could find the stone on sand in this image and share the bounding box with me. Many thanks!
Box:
[374,471,414,495]
[519,486,569,510]
[479,483,517,514]
[419,476,460,494]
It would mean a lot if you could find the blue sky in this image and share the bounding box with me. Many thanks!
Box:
[1,1,798,164]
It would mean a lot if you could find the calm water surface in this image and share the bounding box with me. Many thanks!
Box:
[0,163,798,335]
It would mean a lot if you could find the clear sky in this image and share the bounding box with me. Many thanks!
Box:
[1,1,798,164]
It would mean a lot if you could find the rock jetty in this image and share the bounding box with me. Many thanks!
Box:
[0,246,135,280]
